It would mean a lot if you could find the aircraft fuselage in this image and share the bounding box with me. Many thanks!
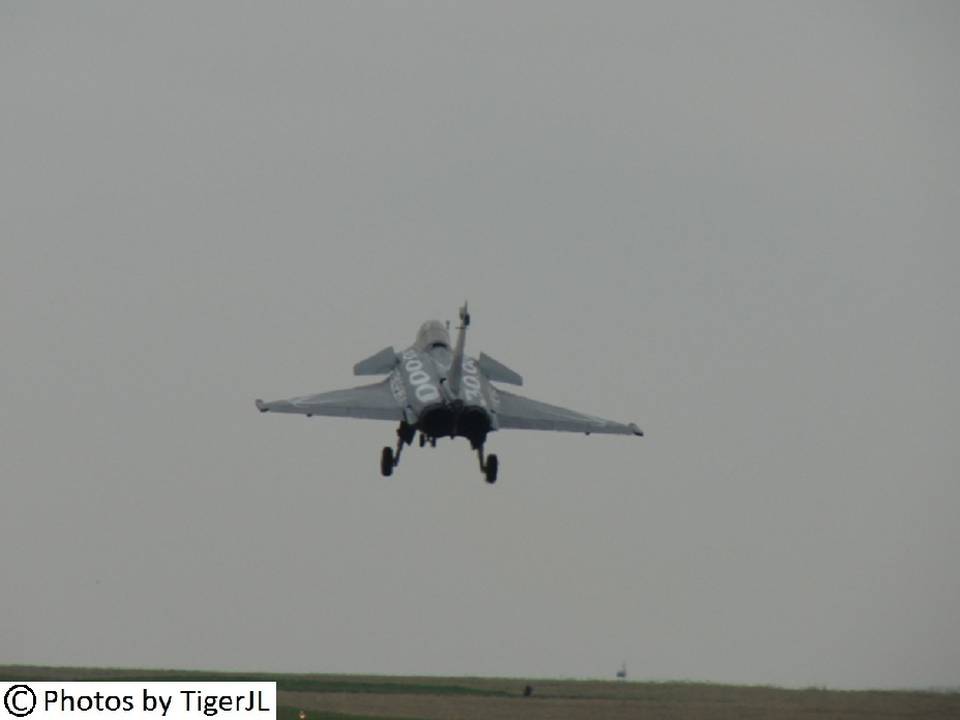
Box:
[389,343,498,448]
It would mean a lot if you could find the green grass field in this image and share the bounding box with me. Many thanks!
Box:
[3,665,958,719]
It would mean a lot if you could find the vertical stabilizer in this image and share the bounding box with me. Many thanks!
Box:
[447,301,470,398]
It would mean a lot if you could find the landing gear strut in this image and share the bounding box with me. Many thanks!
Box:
[418,432,437,448]
[381,422,415,477]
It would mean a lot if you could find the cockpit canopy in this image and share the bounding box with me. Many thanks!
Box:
[415,320,450,350]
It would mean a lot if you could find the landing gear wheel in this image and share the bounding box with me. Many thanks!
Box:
[419,433,426,448]
[380,446,394,477]
[484,454,499,484]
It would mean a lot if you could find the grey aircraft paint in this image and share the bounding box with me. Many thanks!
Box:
[256,303,642,483]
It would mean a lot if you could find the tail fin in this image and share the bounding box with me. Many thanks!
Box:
[447,301,470,397]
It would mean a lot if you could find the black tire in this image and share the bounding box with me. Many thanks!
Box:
[484,454,498,484]
[380,446,394,476]
[419,433,426,448]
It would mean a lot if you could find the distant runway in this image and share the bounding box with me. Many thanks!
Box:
[281,680,960,720]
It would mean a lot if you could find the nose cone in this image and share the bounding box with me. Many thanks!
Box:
[415,320,451,350]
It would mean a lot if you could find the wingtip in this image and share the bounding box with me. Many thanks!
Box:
[630,423,643,437]
[255,398,268,413]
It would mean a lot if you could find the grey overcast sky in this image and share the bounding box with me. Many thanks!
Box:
[2,1,958,690]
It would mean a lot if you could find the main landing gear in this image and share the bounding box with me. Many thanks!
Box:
[470,437,500,485]
[380,446,395,477]
[380,422,415,477]
[380,423,499,483]
[476,441,498,484]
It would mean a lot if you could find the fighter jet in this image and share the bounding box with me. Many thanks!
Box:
[256,303,642,483]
